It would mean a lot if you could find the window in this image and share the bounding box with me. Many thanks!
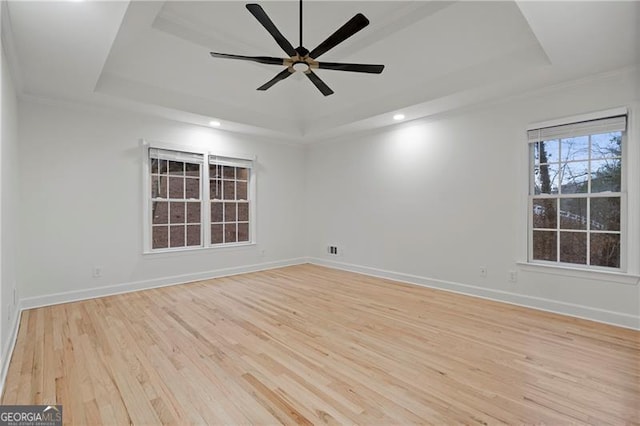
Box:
[144,145,254,252]
[209,156,252,245]
[528,114,626,269]
[150,149,203,250]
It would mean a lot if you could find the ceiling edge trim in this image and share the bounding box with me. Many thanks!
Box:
[302,64,640,147]
[514,0,552,67]
[92,0,131,94]
[18,92,306,148]
[1,1,24,95]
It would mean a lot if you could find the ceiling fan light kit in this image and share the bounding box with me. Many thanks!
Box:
[210,0,385,96]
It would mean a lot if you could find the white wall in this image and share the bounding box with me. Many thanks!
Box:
[305,68,640,328]
[17,99,306,303]
[9,64,640,331]
[1,25,20,364]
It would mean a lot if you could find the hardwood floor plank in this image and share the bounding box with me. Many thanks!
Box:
[2,313,28,405]
[2,264,638,424]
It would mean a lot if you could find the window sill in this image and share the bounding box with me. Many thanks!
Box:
[143,242,257,257]
[516,261,639,285]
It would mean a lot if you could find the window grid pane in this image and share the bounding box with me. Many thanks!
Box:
[529,129,622,269]
[150,155,202,250]
[209,163,251,246]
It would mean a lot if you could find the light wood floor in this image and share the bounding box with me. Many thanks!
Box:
[2,264,639,425]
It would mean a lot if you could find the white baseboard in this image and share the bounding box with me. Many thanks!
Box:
[308,257,640,330]
[21,257,307,310]
[0,302,23,397]
[4,255,637,399]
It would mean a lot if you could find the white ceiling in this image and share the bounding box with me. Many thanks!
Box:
[4,1,639,142]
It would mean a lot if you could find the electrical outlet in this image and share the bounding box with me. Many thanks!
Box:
[508,270,518,283]
[92,266,103,278]
[479,266,487,277]
[328,245,339,256]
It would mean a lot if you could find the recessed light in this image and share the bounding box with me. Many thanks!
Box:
[209,120,221,127]
[393,113,405,121]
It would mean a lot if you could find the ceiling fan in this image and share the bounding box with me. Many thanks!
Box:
[209,0,385,96]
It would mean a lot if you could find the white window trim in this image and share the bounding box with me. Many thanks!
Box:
[140,139,257,254]
[518,105,639,281]
[516,261,640,286]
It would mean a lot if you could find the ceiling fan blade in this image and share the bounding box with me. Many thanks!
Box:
[305,71,334,96]
[308,13,369,59]
[210,52,285,66]
[246,4,297,57]
[317,62,384,74]
[257,68,294,91]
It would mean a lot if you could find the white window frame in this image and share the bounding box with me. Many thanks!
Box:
[208,154,254,247]
[522,107,639,279]
[148,147,205,251]
[141,139,256,254]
